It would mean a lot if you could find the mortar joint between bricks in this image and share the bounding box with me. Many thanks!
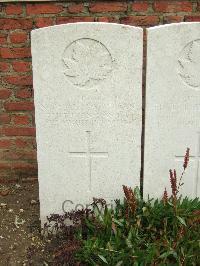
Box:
[127,1,132,13]
[192,2,198,12]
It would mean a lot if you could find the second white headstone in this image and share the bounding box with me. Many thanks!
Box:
[144,23,200,199]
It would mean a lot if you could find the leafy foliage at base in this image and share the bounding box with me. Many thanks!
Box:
[46,148,200,265]
[75,191,200,265]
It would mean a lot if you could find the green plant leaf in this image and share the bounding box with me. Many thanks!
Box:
[126,238,133,248]
[134,186,141,201]
[115,261,123,266]
[177,216,187,226]
[98,254,108,264]
[142,207,147,212]
[113,218,124,227]
[167,201,174,207]
[159,250,177,259]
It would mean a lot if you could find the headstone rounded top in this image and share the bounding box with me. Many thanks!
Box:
[31,22,143,35]
[147,22,200,31]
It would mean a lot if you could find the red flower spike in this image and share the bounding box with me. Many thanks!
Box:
[183,148,190,170]
[162,187,168,205]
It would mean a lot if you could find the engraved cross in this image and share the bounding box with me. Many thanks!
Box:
[69,131,108,191]
[175,132,200,196]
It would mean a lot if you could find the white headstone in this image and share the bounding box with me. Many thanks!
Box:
[144,23,200,199]
[31,23,143,225]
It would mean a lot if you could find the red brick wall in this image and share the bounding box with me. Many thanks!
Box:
[0,0,199,183]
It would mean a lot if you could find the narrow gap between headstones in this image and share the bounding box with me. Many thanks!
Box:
[140,28,147,199]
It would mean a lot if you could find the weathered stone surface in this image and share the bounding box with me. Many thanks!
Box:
[31,23,143,225]
[144,22,200,199]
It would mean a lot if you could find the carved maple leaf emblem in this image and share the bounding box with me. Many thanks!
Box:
[178,39,200,88]
[63,39,113,87]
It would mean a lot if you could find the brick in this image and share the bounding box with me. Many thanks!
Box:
[153,1,192,12]
[97,17,110,22]
[68,3,84,13]
[0,48,31,59]
[0,62,10,72]
[0,163,11,170]
[21,176,38,182]
[4,150,36,160]
[56,16,94,24]
[4,75,32,86]
[185,16,200,22]
[2,151,19,160]
[164,16,183,24]
[0,33,7,45]
[13,115,30,125]
[3,127,36,136]
[132,1,148,12]
[0,139,12,149]
[24,151,36,160]
[121,16,159,26]
[15,138,27,148]
[89,2,127,12]
[15,88,32,98]
[26,4,63,15]
[12,61,31,72]
[0,114,11,124]
[4,101,34,111]
[12,162,37,170]
[0,153,4,160]
[10,32,28,44]
[97,17,119,23]
[0,89,12,99]
[15,138,36,149]
[5,4,23,15]
[0,19,32,30]
[0,177,19,184]
[35,17,54,28]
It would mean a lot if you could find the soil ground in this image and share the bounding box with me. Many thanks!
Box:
[0,182,56,266]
